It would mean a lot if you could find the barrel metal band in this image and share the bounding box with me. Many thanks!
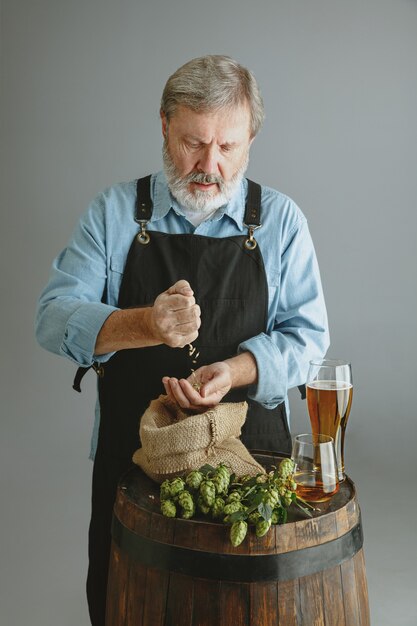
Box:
[111,514,364,582]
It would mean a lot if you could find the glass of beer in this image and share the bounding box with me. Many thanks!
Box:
[291,433,339,502]
[306,359,353,481]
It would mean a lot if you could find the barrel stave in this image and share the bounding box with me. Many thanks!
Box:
[299,570,326,626]
[142,566,169,625]
[322,563,346,625]
[249,581,279,625]
[191,578,221,626]
[219,581,250,626]
[354,550,371,625]
[277,579,299,625]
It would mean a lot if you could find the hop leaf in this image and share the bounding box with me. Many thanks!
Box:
[257,501,273,522]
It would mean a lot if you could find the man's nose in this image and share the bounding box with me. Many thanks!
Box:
[197,145,219,175]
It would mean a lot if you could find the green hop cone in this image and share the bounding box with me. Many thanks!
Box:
[271,509,280,525]
[212,465,230,494]
[211,496,225,519]
[230,520,248,547]
[264,492,279,509]
[256,518,272,537]
[178,490,194,512]
[248,511,261,525]
[278,458,295,480]
[161,499,176,518]
[256,473,268,484]
[283,491,293,507]
[268,488,280,504]
[185,470,203,491]
[160,480,172,501]
[169,477,185,498]
[223,501,243,516]
[226,491,241,503]
[200,480,216,507]
[212,474,227,495]
[216,463,231,479]
[197,495,211,515]
[274,477,287,497]
[180,498,195,519]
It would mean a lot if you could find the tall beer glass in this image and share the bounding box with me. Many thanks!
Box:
[306,359,353,481]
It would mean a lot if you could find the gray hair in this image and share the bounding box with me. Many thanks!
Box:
[160,55,265,137]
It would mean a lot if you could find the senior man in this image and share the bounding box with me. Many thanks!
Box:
[36,55,329,625]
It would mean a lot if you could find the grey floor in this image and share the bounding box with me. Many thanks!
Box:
[2,375,416,626]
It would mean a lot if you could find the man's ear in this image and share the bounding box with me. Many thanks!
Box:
[160,111,168,138]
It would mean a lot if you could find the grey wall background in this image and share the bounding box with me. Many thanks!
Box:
[1,0,416,624]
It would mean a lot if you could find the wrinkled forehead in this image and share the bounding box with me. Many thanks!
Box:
[166,104,252,143]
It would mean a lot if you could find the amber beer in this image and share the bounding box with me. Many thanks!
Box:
[294,473,339,502]
[306,380,353,480]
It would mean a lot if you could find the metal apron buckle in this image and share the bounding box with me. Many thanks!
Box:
[244,223,261,250]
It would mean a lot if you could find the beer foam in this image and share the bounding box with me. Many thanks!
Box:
[307,380,353,391]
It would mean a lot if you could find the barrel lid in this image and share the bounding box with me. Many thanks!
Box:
[118,452,356,524]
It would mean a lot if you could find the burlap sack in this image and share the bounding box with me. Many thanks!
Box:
[132,395,265,483]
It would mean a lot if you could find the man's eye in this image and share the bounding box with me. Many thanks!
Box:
[221,145,233,153]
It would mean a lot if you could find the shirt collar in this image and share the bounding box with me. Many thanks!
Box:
[150,171,248,231]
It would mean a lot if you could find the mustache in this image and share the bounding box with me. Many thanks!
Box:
[184,172,224,185]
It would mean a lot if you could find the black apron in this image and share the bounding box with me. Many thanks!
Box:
[84,176,291,625]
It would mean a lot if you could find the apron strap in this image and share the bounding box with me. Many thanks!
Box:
[298,384,306,399]
[73,363,104,393]
[244,179,262,226]
[135,175,153,221]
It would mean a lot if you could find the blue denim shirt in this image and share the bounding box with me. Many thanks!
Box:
[35,171,329,457]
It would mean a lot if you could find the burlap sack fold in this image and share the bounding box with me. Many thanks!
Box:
[132,395,265,483]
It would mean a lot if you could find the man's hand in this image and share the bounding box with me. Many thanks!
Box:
[162,362,233,411]
[147,279,201,348]
[162,352,258,411]
[94,279,200,354]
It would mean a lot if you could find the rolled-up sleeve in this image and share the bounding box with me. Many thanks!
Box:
[35,196,119,366]
[239,217,329,408]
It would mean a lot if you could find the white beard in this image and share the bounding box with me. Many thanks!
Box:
[163,140,249,213]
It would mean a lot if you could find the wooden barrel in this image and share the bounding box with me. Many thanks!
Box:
[106,454,370,626]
